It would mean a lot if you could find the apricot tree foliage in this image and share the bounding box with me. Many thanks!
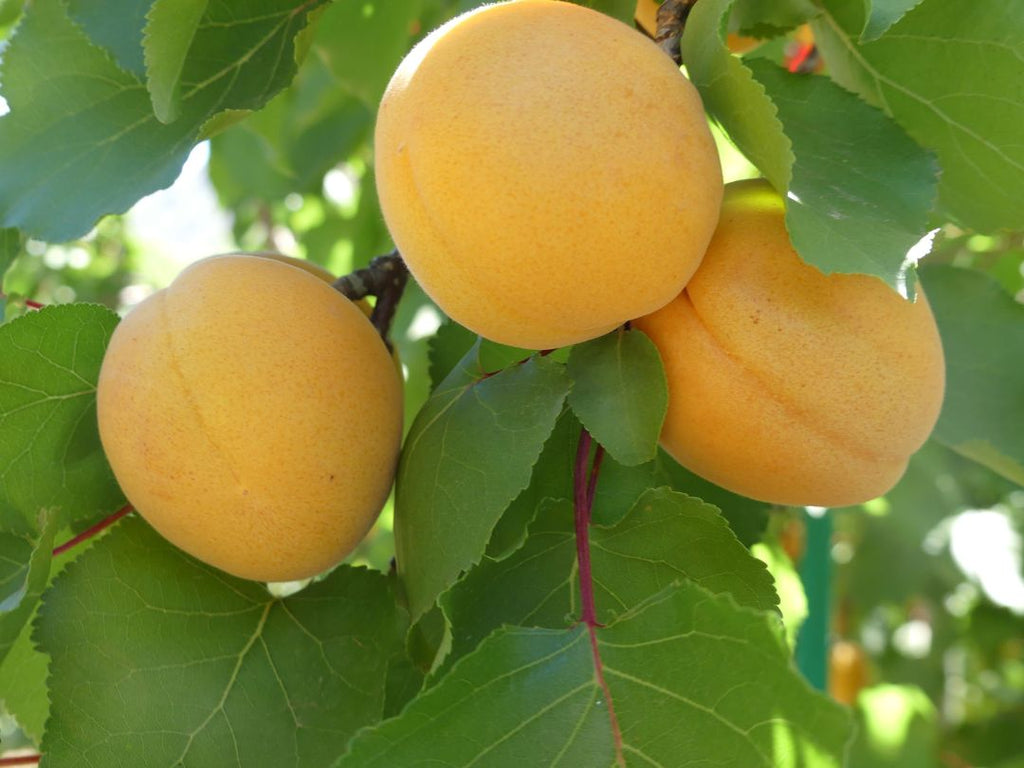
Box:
[1,1,1022,767]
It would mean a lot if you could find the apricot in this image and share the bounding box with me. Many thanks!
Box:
[375,0,722,349]
[96,255,403,581]
[634,180,945,507]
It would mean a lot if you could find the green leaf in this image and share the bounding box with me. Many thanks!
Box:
[655,451,771,546]
[315,0,422,108]
[0,304,124,522]
[395,344,569,621]
[338,624,612,767]
[920,265,1024,485]
[441,488,778,677]
[427,321,478,390]
[341,581,851,767]
[37,516,409,767]
[0,508,57,664]
[686,0,939,290]
[567,329,668,467]
[1,227,21,278]
[863,0,925,40]
[208,55,374,206]
[682,0,793,191]
[143,0,207,122]
[573,0,635,25]
[730,0,818,37]
[812,0,1024,231]
[65,0,151,77]
[0,0,326,241]
[749,59,938,289]
[0,609,49,744]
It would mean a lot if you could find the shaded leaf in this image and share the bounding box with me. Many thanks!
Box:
[65,0,150,77]
[1,227,20,278]
[686,0,939,290]
[0,0,325,241]
[37,516,408,768]
[730,0,818,37]
[0,304,123,522]
[567,329,667,467]
[0,508,57,663]
[338,624,612,767]
[315,0,422,108]
[749,59,938,289]
[0,608,49,744]
[683,0,793,191]
[143,0,207,122]
[341,581,851,767]
[395,344,569,621]
[812,0,1024,231]
[920,265,1024,485]
[863,0,926,40]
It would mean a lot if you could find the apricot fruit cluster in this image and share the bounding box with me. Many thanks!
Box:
[634,180,946,507]
[375,0,723,349]
[97,254,403,582]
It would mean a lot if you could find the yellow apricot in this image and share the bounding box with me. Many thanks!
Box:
[634,180,946,507]
[375,0,722,349]
[96,255,403,581]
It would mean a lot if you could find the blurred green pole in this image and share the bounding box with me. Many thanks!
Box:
[795,509,832,691]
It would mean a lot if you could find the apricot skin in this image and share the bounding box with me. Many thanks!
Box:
[634,180,946,507]
[375,0,722,349]
[96,255,403,581]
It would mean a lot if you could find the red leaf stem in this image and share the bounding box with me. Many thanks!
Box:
[0,755,41,766]
[52,504,133,556]
[574,427,623,765]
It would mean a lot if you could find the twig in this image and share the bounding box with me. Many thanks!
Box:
[655,0,697,64]
[332,250,409,349]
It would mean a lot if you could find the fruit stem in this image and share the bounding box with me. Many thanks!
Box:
[52,504,133,557]
[655,0,697,64]
[332,250,409,349]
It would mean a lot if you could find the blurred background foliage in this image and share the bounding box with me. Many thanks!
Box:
[1,1,1022,765]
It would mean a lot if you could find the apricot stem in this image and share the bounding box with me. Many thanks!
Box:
[52,504,133,557]
[655,0,697,64]
[332,250,409,348]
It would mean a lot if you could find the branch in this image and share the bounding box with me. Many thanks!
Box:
[331,250,409,349]
[655,0,697,65]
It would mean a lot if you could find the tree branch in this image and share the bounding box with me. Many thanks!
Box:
[655,0,697,64]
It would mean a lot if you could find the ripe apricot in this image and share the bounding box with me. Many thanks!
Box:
[375,0,722,349]
[96,255,403,581]
[634,180,946,507]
